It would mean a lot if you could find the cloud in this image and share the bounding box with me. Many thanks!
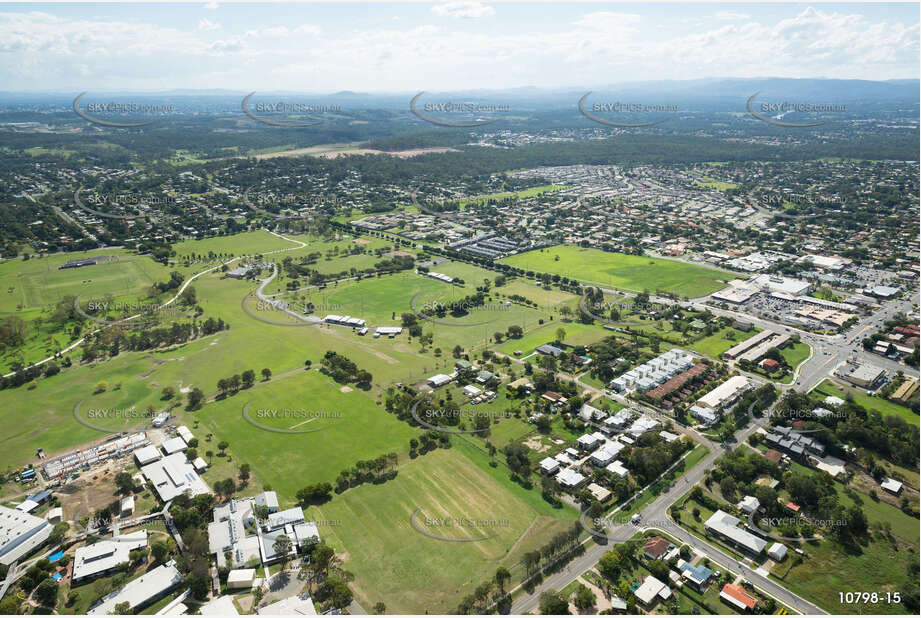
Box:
[203,1,219,10]
[431,2,494,19]
[198,18,220,32]
[716,11,751,21]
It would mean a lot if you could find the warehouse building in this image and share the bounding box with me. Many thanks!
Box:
[0,505,53,565]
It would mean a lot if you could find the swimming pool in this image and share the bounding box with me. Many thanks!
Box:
[48,550,64,563]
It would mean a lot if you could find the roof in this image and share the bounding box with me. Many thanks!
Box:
[266,507,304,531]
[141,453,210,502]
[161,437,187,455]
[255,491,279,510]
[643,536,670,558]
[73,531,148,580]
[768,542,788,559]
[634,575,668,604]
[133,445,161,465]
[881,477,903,493]
[720,584,758,610]
[0,505,53,565]
[257,593,317,615]
[87,561,183,615]
[200,596,240,616]
[555,468,585,487]
[227,568,256,584]
[705,510,767,554]
[697,376,751,409]
[678,560,713,584]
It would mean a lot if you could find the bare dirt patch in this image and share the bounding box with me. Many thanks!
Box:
[339,386,353,393]
[523,437,550,453]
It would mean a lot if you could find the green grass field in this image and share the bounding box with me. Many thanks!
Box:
[691,327,761,359]
[186,369,418,500]
[812,379,919,427]
[307,443,578,613]
[500,245,732,298]
[453,184,568,207]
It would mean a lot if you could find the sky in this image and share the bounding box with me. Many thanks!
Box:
[1,2,918,92]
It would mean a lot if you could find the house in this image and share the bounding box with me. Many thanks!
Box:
[659,430,680,443]
[555,468,586,489]
[768,542,787,561]
[87,561,183,615]
[602,409,634,433]
[634,575,670,609]
[759,358,780,372]
[536,344,564,357]
[704,510,767,555]
[823,395,845,407]
[737,495,760,515]
[677,560,713,591]
[539,457,560,475]
[227,568,256,589]
[606,460,629,478]
[506,377,534,393]
[643,536,671,560]
[626,415,659,437]
[784,502,801,515]
[73,531,149,582]
[764,425,825,458]
[763,449,784,464]
[881,477,903,495]
[255,491,279,513]
[579,403,607,422]
[689,405,718,426]
[476,370,495,384]
[591,441,625,466]
[454,360,473,371]
[720,584,758,612]
[541,390,566,404]
[587,483,611,502]
[577,433,600,451]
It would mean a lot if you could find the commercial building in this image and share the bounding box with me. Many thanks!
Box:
[73,531,148,582]
[695,376,752,411]
[723,330,775,361]
[764,426,826,458]
[737,334,790,364]
[87,561,183,615]
[0,505,53,565]
[835,362,885,388]
[751,274,811,297]
[704,510,767,555]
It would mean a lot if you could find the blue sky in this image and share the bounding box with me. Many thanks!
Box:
[1,2,918,91]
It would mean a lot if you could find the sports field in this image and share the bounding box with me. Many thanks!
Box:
[691,326,762,359]
[307,443,579,613]
[500,245,732,298]
[812,379,919,426]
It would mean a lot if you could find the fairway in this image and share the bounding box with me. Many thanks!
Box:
[308,445,578,613]
[500,245,732,298]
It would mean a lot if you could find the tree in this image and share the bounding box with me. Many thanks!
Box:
[187,387,204,409]
[494,566,511,592]
[114,471,134,495]
[572,583,595,610]
[539,589,569,615]
[241,369,256,387]
[555,327,566,344]
[239,463,251,483]
[372,601,386,614]
[272,535,293,565]
[151,541,169,564]
[34,578,58,607]
[217,440,229,455]
[111,601,132,615]
[261,367,272,381]
[161,386,175,400]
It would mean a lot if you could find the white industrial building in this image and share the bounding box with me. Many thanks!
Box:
[87,561,183,615]
[141,452,211,502]
[704,510,767,554]
[0,505,53,565]
[73,531,148,582]
[695,376,752,411]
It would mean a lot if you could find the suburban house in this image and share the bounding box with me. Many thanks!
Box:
[643,536,671,560]
[634,575,671,609]
[704,510,767,555]
[720,584,759,612]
